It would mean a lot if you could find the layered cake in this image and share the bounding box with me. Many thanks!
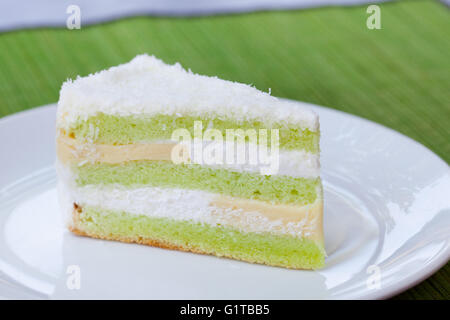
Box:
[56,54,325,269]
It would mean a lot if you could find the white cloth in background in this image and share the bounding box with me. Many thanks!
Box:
[0,0,393,31]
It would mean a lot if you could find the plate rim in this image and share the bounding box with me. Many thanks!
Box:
[0,102,449,300]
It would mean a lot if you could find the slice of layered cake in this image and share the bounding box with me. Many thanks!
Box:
[56,54,325,269]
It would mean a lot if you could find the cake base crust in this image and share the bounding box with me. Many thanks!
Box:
[69,226,317,270]
[69,205,324,270]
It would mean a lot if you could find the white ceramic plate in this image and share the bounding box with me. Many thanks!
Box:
[0,102,449,300]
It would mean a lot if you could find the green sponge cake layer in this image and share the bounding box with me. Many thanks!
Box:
[73,206,325,270]
[75,161,320,206]
[67,113,319,152]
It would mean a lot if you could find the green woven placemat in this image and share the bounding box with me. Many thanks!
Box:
[0,0,448,299]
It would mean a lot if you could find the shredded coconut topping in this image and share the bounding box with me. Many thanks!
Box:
[57,54,318,130]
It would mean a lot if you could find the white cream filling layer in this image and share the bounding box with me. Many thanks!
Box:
[180,140,319,177]
[57,137,320,178]
[65,184,321,239]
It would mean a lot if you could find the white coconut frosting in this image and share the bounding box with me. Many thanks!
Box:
[57,54,319,131]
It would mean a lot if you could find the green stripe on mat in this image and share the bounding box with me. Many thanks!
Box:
[0,0,448,299]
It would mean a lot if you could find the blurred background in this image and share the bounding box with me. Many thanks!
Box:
[0,0,448,299]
